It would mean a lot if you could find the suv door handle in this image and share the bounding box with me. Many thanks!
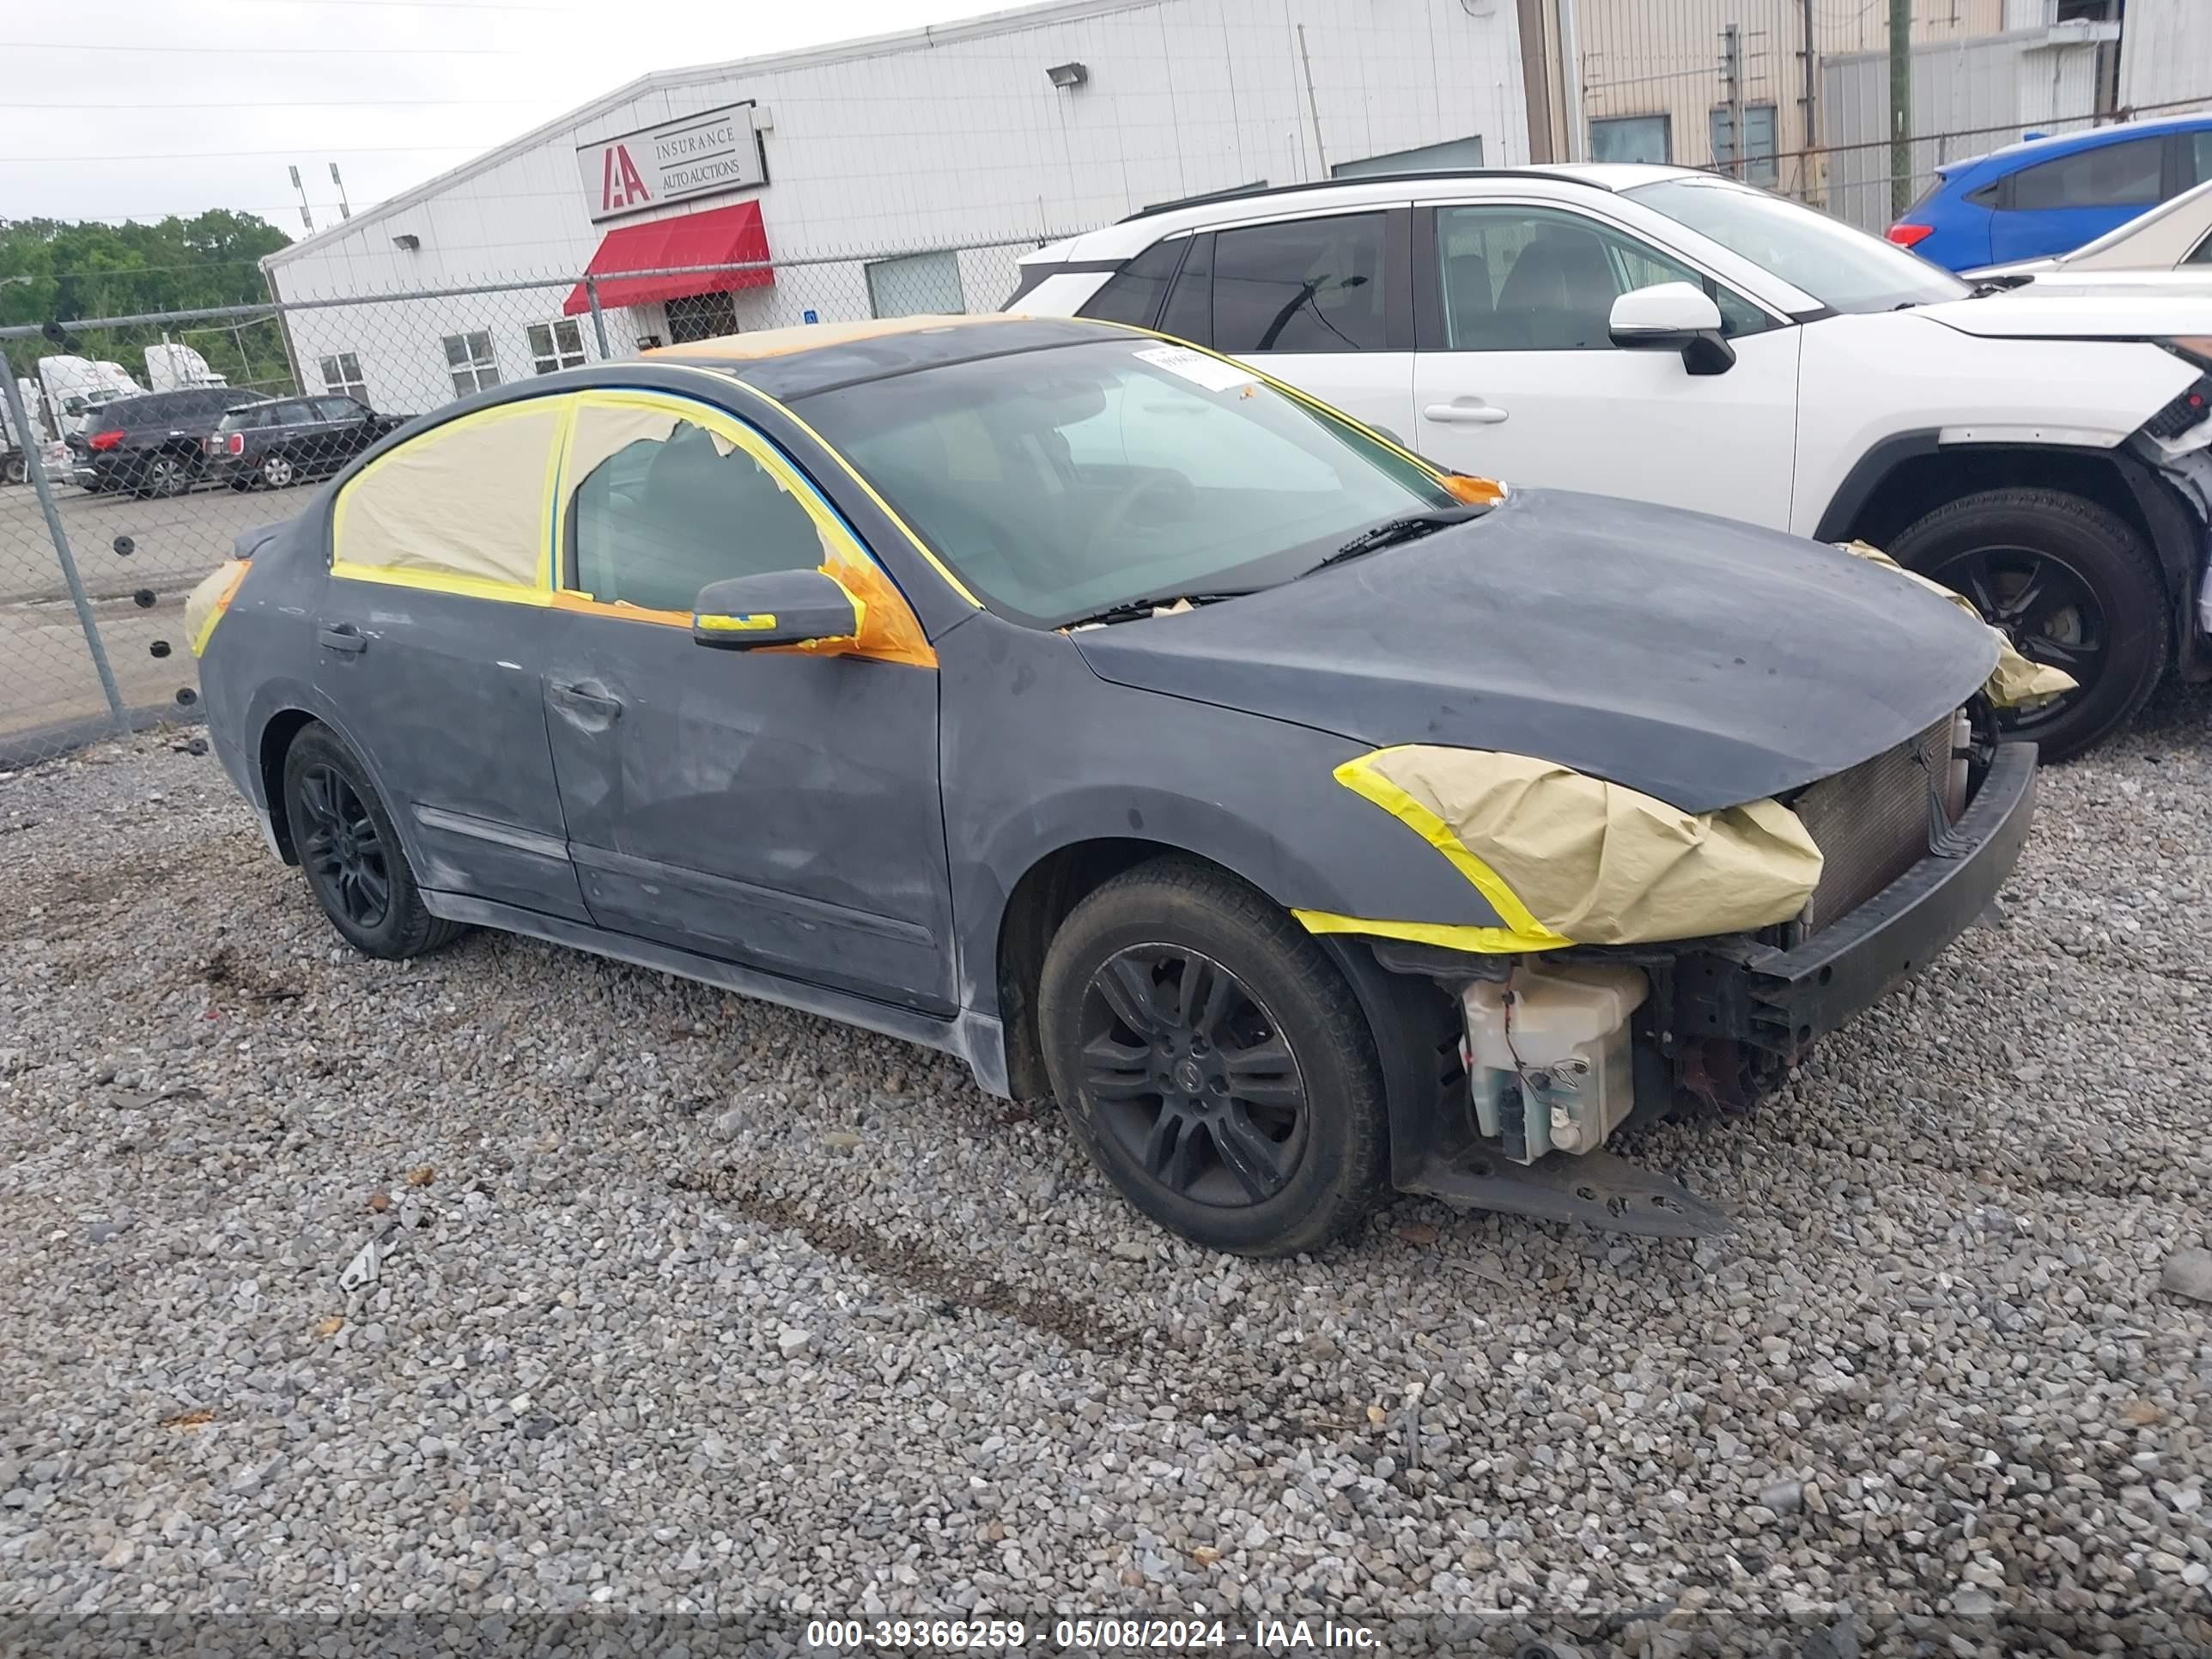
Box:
[550,681,623,720]
[1422,398,1510,426]
[316,623,367,654]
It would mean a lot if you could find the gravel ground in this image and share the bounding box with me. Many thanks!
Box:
[1,689,2208,1658]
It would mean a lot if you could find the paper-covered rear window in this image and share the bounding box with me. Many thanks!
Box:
[332,402,564,590]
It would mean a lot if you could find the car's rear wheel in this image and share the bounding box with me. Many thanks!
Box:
[282,723,461,959]
[1,453,26,487]
[1037,857,1389,1257]
[259,453,296,489]
[139,451,190,498]
[1888,487,2168,763]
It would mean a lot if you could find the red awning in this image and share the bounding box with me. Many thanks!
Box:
[562,200,772,317]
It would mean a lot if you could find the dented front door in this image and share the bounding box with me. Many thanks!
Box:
[538,391,957,1013]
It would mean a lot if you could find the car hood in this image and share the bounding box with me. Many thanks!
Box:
[1072,489,1997,814]
[1918,286,2212,336]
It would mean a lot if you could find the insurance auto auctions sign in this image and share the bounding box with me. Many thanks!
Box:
[578,102,767,222]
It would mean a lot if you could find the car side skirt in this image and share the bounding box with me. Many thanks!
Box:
[419,890,1012,1096]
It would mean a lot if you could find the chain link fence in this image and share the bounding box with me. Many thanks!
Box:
[0,235,1048,767]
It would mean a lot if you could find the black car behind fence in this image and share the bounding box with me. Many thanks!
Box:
[204,396,410,493]
[75,386,270,498]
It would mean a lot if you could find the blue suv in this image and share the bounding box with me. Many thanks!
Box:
[1888,114,2212,271]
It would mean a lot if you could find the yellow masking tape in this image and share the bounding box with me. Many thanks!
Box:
[695,368,985,610]
[1292,910,1563,956]
[696,611,779,632]
[1328,750,1573,951]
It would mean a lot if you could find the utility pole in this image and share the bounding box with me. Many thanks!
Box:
[1888,0,1912,218]
[1799,0,1819,198]
[1557,0,1587,163]
[1722,23,1745,178]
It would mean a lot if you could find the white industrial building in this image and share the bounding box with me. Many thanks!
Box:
[263,0,1533,415]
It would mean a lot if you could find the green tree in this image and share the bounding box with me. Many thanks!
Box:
[0,211,295,392]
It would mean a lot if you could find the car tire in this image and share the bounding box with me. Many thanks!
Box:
[1037,856,1389,1257]
[259,453,296,489]
[281,723,463,960]
[1887,487,2168,763]
[1,453,25,487]
[140,452,189,499]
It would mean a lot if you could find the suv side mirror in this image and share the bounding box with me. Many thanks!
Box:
[692,568,860,652]
[1608,282,1736,376]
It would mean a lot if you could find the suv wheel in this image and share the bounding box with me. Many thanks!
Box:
[259,453,296,489]
[1037,857,1389,1257]
[1,453,25,487]
[1888,487,2168,763]
[139,452,190,499]
[282,723,463,960]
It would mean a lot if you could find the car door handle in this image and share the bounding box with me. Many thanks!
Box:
[550,681,623,720]
[1422,399,1510,426]
[316,623,366,654]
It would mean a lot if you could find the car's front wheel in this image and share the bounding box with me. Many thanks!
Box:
[1888,487,2168,763]
[282,723,462,959]
[1037,857,1389,1257]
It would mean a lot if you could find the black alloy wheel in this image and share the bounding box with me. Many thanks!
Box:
[280,722,462,959]
[295,762,392,929]
[1036,856,1390,1256]
[1079,945,1310,1208]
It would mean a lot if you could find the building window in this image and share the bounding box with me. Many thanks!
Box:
[1330,134,1485,179]
[866,250,967,319]
[1710,105,1778,187]
[318,352,368,400]
[441,331,499,398]
[1591,115,1671,166]
[665,291,738,344]
[526,319,586,375]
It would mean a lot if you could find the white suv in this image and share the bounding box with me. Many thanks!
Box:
[1010,165,2212,760]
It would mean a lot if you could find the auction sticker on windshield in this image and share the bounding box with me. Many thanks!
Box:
[1134,343,1255,392]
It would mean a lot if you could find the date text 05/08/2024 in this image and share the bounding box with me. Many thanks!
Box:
[804,1617,1384,1650]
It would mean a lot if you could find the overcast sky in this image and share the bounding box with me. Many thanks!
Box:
[3,0,980,231]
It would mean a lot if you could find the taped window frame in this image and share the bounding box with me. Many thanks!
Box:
[330,397,569,605]
[551,387,936,667]
[698,368,988,611]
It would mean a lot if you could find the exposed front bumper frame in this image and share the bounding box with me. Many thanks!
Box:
[1680,739,2038,1058]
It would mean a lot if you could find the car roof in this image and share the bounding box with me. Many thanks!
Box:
[651,312,1119,400]
[1030,164,1700,258]
[1948,111,2212,177]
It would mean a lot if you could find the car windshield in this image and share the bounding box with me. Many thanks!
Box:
[1626,177,1970,313]
[794,337,1458,627]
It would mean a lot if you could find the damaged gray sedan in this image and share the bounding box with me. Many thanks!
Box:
[190,314,2036,1255]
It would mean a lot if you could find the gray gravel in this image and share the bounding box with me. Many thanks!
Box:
[2,689,2209,1656]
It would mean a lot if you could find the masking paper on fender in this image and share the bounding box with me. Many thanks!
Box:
[1352,745,1826,945]
[1836,541,2077,709]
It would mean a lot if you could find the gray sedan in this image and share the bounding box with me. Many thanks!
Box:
[189,314,2033,1255]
